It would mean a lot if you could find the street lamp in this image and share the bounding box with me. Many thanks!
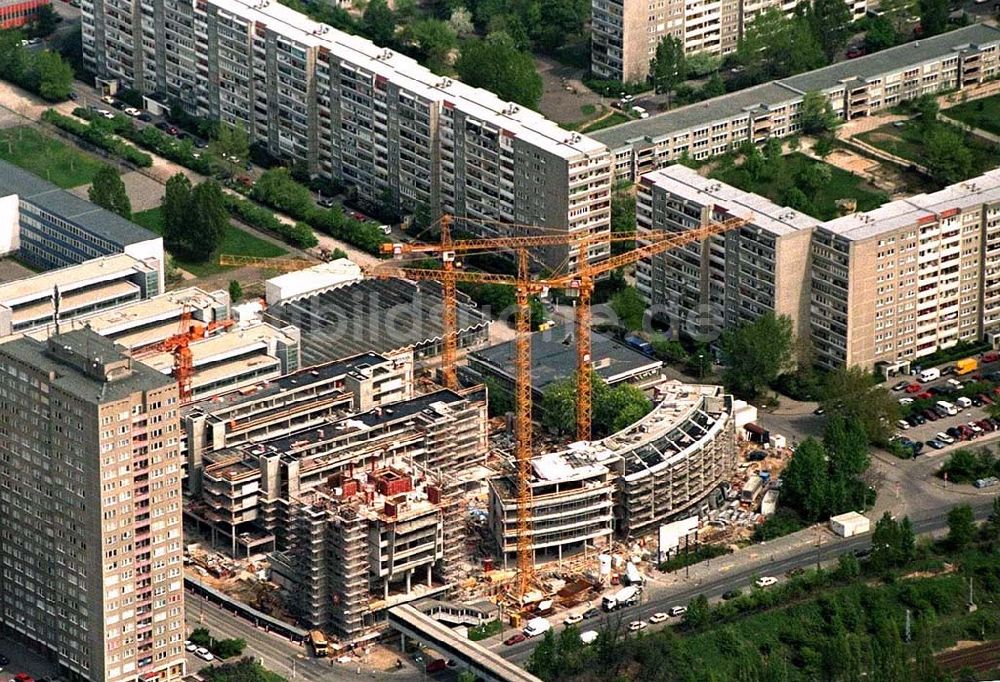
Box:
[698,352,705,380]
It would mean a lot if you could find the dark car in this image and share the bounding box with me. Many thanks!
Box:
[892,380,910,391]
[979,393,994,405]
[426,659,447,674]
[747,451,767,462]
[722,589,741,600]
[504,633,526,646]
[0,655,9,666]
[947,426,963,439]
[166,126,179,136]
[972,395,984,407]
[156,120,170,131]
[853,547,872,560]
[922,409,939,421]
[138,112,152,122]
[846,46,866,58]
[68,91,78,100]
[195,138,209,148]
[926,439,945,450]
[318,197,336,208]
[582,607,600,619]
[978,419,995,432]
[929,386,949,395]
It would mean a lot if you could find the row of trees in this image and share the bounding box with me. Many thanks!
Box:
[541,372,652,438]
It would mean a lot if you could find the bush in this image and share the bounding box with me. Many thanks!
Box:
[753,508,804,542]
[658,544,731,572]
[42,109,152,167]
[223,195,318,249]
[213,638,247,659]
[189,628,212,648]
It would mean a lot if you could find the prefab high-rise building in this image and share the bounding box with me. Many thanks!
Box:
[0,329,186,682]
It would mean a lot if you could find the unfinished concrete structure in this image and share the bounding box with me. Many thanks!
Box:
[489,450,615,567]
[270,466,459,640]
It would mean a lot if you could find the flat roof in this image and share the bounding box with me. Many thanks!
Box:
[471,323,662,392]
[139,322,295,373]
[591,24,1000,150]
[0,160,160,246]
[0,254,150,307]
[641,165,817,237]
[210,0,606,160]
[823,168,1000,241]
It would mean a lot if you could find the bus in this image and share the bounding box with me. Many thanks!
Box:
[309,630,328,657]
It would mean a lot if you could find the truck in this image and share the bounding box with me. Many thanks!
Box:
[309,630,328,657]
[919,367,941,383]
[956,357,979,375]
[602,585,641,611]
[624,562,644,587]
[740,475,764,504]
[523,617,551,637]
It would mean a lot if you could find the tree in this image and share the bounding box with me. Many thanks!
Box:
[448,7,475,36]
[737,9,824,80]
[947,504,977,550]
[919,0,949,37]
[611,191,636,254]
[782,186,814,215]
[649,35,686,102]
[702,72,726,99]
[800,91,839,135]
[35,50,73,102]
[362,0,397,46]
[915,94,940,129]
[229,280,243,303]
[595,382,652,435]
[720,312,794,398]
[799,162,832,193]
[925,127,973,185]
[813,135,835,158]
[251,168,313,217]
[187,180,229,262]
[610,286,646,331]
[985,495,1000,541]
[780,439,831,522]
[210,123,249,178]
[865,15,900,53]
[407,19,457,70]
[163,172,194,256]
[213,638,247,658]
[685,51,720,77]
[483,375,513,416]
[869,512,911,575]
[89,165,131,219]
[455,32,543,108]
[807,0,853,61]
[540,377,577,435]
[29,4,60,38]
[683,594,711,629]
[821,365,899,444]
[650,334,688,364]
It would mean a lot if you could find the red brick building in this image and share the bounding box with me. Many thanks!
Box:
[0,0,49,29]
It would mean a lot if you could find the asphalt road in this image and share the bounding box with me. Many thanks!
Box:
[495,496,998,665]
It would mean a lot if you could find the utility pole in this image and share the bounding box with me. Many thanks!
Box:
[904,609,911,643]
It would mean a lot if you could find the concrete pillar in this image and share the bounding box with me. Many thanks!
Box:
[426,564,432,586]
[400,634,406,652]
[406,570,411,594]
[384,580,389,600]
[558,543,562,562]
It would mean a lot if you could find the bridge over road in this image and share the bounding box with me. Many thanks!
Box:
[387,604,542,682]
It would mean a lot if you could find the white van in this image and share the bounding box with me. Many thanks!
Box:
[580,630,599,645]
[523,617,551,637]
[956,396,972,408]
[936,400,957,416]
[919,368,941,383]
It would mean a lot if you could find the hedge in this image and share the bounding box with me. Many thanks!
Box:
[223,195,318,249]
[42,109,152,167]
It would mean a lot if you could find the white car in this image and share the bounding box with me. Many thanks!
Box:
[184,641,197,652]
[100,95,116,105]
[580,630,599,645]
[124,107,141,117]
[898,397,914,405]
[627,620,647,632]
[947,378,963,389]
[936,432,955,444]
[755,576,778,588]
[195,647,215,661]
[896,419,910,430]
[563,613,583,626]
[101,110,116,120]
[668,605,688,617]
[648,612,668,624]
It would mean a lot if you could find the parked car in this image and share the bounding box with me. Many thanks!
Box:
[627,620,648,632]
[980,393,994,405]
[972,395,984,407]
[580,630,599,645]
[846,46,866,58]
[100,94,115,105]
[755,576,778,588]
[926,439,945,450]
[504,633,526,645]
[722,589,741,600]
[936,432,955,444]
[155,120,170,131]
[905,383,923,393]
[317,197,336,208]
[195,647,214,662]
[426,659,447,674]
[899,397,914,405]
[185,641,198,652]
[668,605,688,617]
[897,419,911,430]
[582,607,600,620]
[648,612,668,624]
[564,614,583,626]
[138,112,152,122]
[922,409,939,421]
[892,380,910,391]
[123,107,141,117]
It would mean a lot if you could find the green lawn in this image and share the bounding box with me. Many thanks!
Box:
[0,126,105,188]
[944,94,1000,136]
[133,207,287,278]
[858,120,998,180]
[579,111,632,133]
[711,152,889,221]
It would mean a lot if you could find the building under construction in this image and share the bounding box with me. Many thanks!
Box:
[488,382,738,560]
[269,466,459,640]
[189,386,487,562]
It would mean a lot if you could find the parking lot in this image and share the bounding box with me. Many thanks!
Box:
[887,354,1000,457]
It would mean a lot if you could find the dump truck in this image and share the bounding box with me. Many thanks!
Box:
[956,357,978,375]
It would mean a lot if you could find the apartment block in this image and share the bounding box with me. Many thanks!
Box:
[489,451,615,566]
[591,0,866,82]
[0,161,164,285]
[592,24,1000,180]
[269,466,459,639]
[83,0,612,270]
[636,165,816,341]
[0,0,49,29]
[0,254,161,339]
[812,169,1000,370]
[0,329,185,682]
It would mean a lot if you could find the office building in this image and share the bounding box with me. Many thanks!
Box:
[489,450,615,566]
[0,0,49,28]
[0,254,161,338]
[635,165,816,340]
[82,0,612,270]
[591,0,867,82]
[0,329,185,682]
[592,24,1000,180]
[0,160,164,286]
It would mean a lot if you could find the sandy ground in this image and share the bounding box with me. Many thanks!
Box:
[534,54,603,125]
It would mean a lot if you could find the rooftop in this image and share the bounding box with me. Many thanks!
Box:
[470,323,662,392]
[267,278,489,365]
[138,321,297,375]
[0,253,152,307]
[641,165,817,237]
[0,159,160,247]
[210,0,606,161]
[0,328,172,403]
[592,24,1000,150]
